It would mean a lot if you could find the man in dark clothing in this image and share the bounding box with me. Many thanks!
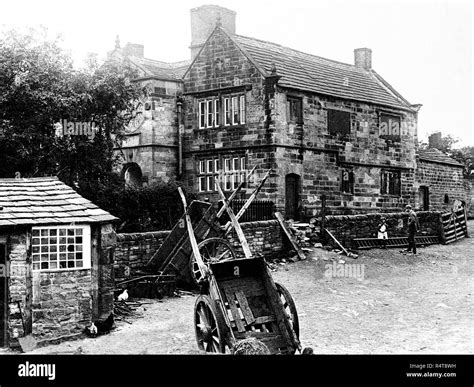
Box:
[403,204,420,254]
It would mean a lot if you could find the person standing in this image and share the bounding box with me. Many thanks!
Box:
[377,216,388,249]
[403,204,420,255]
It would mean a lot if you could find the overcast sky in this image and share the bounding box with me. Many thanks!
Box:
[1,0,472,146]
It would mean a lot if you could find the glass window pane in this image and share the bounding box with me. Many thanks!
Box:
[32,229,40,237]
[41,246,48,253]
[67,261,75,268]
[32,246,40,253]
[59,229,66,236]
[67,229,74,236]
[75,237,82,244]
[41,229,48,236]
[60,261,67,269]
[76,229,82,236]
[32,238,40,245]
[41,262,49,269]
[76,261,83,268]
[33,263,40,270]
[50,262,57,269]
[32,254,40,262]
[49,237,57,244]
[49,229,57,236]
[41,238,48,244]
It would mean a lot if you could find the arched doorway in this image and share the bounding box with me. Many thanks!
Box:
[285,174,300,220]
[122,163,143,187]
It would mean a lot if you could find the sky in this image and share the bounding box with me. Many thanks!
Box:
[1,0,472,146]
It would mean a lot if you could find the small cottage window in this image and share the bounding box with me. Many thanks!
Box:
[380,170,401,196]
[327,109,351,135]
[288,96,303,124]
[341,169,354,194]
[31,226,91,271]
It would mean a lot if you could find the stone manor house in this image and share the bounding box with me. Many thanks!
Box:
[109,5,470,219]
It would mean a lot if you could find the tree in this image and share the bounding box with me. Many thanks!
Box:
[0,27,147,191]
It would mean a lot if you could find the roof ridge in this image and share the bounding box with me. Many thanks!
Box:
[234,34,361,69]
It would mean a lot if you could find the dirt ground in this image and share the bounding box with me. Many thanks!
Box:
[14,221,474,355]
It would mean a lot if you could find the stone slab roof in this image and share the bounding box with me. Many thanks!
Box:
[0,177,118,227]
[130,57,191,81]
[231,34,413,111]
[418,148,464,167]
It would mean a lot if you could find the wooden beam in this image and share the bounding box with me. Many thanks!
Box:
[324,228,349,256]
[177,187,207,279]
[216,181,252,258]
[274,212,306,260]
[216,166,257,218]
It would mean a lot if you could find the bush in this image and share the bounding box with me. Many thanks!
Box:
[77,175,196,232]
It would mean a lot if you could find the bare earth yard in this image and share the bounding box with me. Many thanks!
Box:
[21,221,474,355]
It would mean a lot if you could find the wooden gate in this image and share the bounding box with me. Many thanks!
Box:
[440,206,469,244]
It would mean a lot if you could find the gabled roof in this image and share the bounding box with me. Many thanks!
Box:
[128,56,190,81]
[418,148,464,167]
[0,177,118,227]
[227,33,413,111]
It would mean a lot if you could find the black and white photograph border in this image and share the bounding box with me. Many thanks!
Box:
[0,0,472,383]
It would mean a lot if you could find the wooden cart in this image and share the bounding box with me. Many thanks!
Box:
[169,172,303,354]
[145,167,270,285]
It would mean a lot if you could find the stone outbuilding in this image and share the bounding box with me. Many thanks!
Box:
[0,177,117,348]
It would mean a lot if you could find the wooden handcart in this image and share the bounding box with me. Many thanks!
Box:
[145,167,270,285]
[170,170,304,354]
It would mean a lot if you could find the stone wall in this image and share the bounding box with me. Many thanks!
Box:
[31,269,92,342]
[323,211,443,249]
[415,159,470,212]
[114,220,285,280]
[7,229,31,343]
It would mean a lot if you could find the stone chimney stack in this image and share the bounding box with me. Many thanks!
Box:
[123,43,144,58]
[190,5,236,60]
[354,48,372,70]
[428,132,442,149]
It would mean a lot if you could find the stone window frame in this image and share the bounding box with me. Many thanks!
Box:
[197,155,246,192]
[327,108,351,135]
[379,111,402,140]
[223,93,246,127]
[198,158,219,192]
[31,225,91,271]
[380,169,401,196]
[341,168,355,194]
[287,96,303,124]
[198,98,220,129]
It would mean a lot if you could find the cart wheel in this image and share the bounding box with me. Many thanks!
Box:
[275,282,300,339]
[194,295,227,354]
[190,237,237,285]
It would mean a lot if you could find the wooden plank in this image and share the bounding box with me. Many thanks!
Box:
[177,188,208,280]
[224,289,246,333]
[324,228,350,256]
[216,182,252,258]
[274,212,306,260]
[232,169,271,223]
[254,316,276,325]
[216,166,257,218]
[260,263,300,351]
[235,290,255,325]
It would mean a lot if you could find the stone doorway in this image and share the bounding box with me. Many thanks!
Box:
[419,186,430,211]
[285,174,300,220]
